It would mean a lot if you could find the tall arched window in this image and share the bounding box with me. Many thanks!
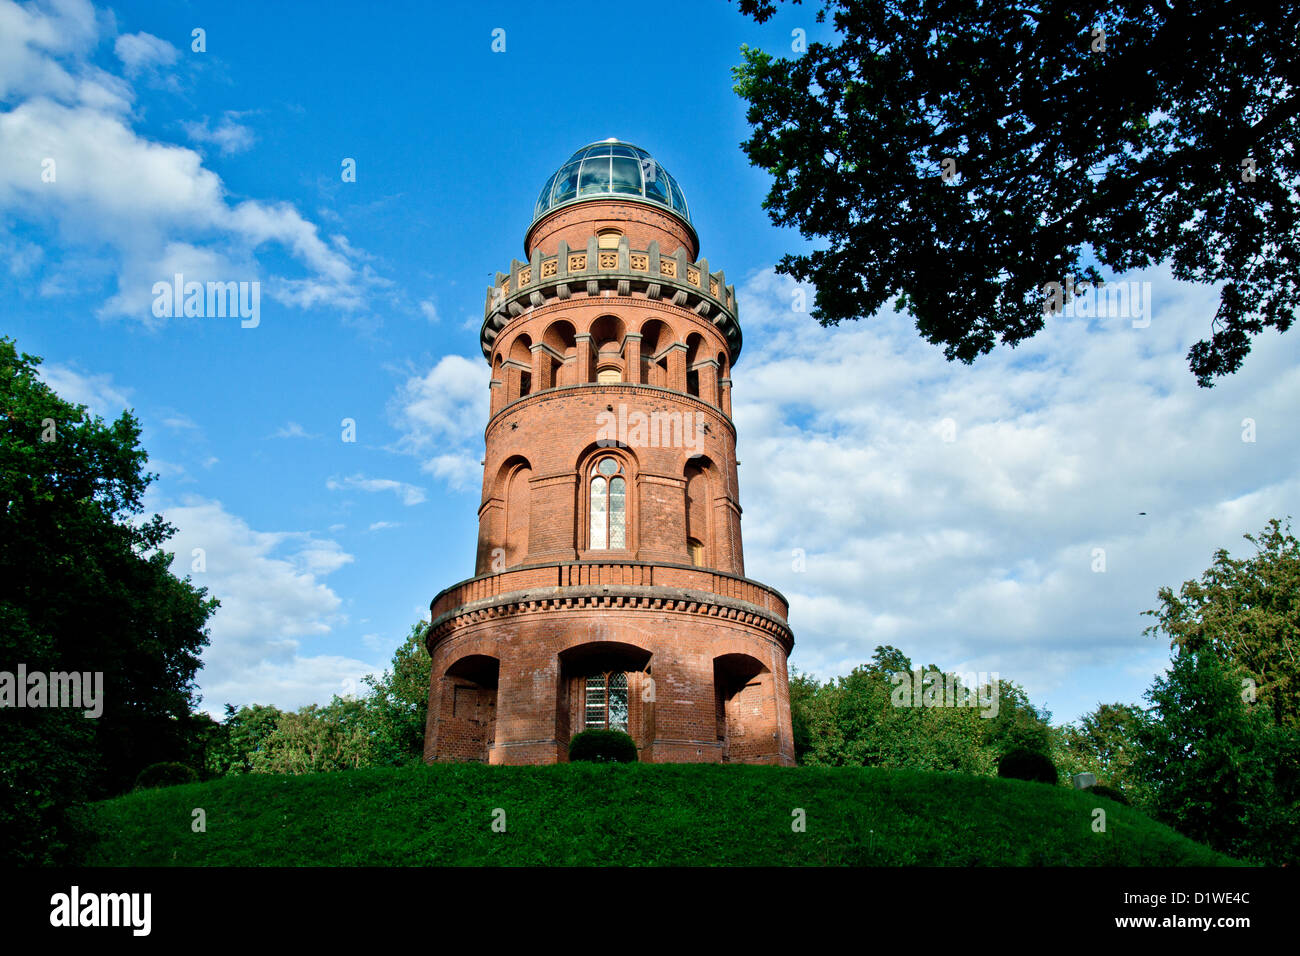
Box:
[585,672,628,731]
[589,457,627,550]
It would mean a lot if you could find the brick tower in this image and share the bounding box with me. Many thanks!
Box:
[423,139,795,765]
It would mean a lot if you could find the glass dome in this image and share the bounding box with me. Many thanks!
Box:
[532,139,690,224]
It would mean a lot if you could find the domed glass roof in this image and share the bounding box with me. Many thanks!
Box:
[532,139,690,224]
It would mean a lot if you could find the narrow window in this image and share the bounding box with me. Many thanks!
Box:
[589,457,627,550]
[688,537,705,567]
[585,672,628,731]
[597,366,621,384]
[597,229,622,250]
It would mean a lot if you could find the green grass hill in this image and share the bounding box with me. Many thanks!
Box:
[79,763,1238,866]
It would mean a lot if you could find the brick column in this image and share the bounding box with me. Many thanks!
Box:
[623,333,642,385]
[575,333,593,384]
[719,378,733,417]
[665,343,688,393]
[694,359,719,408]
[530,345,555,391]
[489,378,505,417]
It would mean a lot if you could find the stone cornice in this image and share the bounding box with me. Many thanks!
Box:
[428,583,794,653]
[482,237,741,362]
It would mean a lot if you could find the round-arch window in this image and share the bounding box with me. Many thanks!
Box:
[590,458,627,550]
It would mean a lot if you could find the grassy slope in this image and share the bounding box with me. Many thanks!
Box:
[81,763,1238,866]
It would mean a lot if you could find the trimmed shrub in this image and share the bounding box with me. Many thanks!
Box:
[1089,784,1130,805]
[569,729,638,764]
[997,748,1058,784]
[134,762,198,790]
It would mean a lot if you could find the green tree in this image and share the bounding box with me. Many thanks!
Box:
[1135,649,1298,864]
[1143,518,1300,729]
[0,337,217,864]
[1056,702,1149,803]
[732,1,1300,385]
[360,622,432,765]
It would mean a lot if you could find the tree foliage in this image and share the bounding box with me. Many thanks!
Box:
[1134,649,1298,865]
[0,337,217,864]
[1143,517,1300,729]
[733,0,1300,385]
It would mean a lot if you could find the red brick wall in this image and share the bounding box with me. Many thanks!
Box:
[525,201,698,261]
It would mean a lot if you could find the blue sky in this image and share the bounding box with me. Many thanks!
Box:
[3,0,1298,725]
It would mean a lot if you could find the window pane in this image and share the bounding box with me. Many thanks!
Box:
[585,675,607,728]
[598,458,617,476]
[609,477,626,549]
[590,476,607,550]
[552,162,580,205]
[642,161,669,202]
[534,171,557,218]
[610,157,641,195]
[608,145,638,158]
[608,672,628,731]
[669,177,687,215]
[579,156,611,196]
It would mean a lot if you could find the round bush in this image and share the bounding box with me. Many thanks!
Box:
[568,729,638,764]
[1089,784,1130,805]
[996,748,1058,784]
[133,762,198,790]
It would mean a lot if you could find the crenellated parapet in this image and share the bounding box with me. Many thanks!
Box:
[481,235,741,362]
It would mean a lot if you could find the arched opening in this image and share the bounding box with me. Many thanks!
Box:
[588,456,628,551]
[685,333,706,398]
[439,655,500,763]
[558,642,654,758]
[684,459,711,567]
[713,653,775,763]
[639,319,672,388]
[502,457,532,567]
[542,320,577,388]
[589,314,626,384]
[508,333,533,399]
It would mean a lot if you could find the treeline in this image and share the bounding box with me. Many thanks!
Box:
[790,519,1300,866]
[195,624,431,777]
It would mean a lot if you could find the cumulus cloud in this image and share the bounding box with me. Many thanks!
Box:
[37,361,131,418]
[389,354,488,492]
[112,31,177,76]
[326,473,427,506]
[181,110,256,156]
[154,495,371,713]
[0,0,370,324]
[733,266,1300,721]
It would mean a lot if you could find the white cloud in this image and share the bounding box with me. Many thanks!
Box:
[326,473,427,506]
[152,495,371,713]
[733,266,1300,721]
[270,421,316,439]
[390,354,487,491]
[0,1,371,324]
[112,31,177,76]
[368,520,400,532]
[418,299,439,322]
[37,361,130,417]
[182,111,256,156]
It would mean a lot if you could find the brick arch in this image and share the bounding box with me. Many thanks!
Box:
[712,652,776,763]
[541,319,578,387]
[684,457,712,567]
[589,314,626,383]
[576,443,636,555]
[638,318,674,387]
[434,653,500,763]
[495,455,532,568]
[558,640,655,758]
